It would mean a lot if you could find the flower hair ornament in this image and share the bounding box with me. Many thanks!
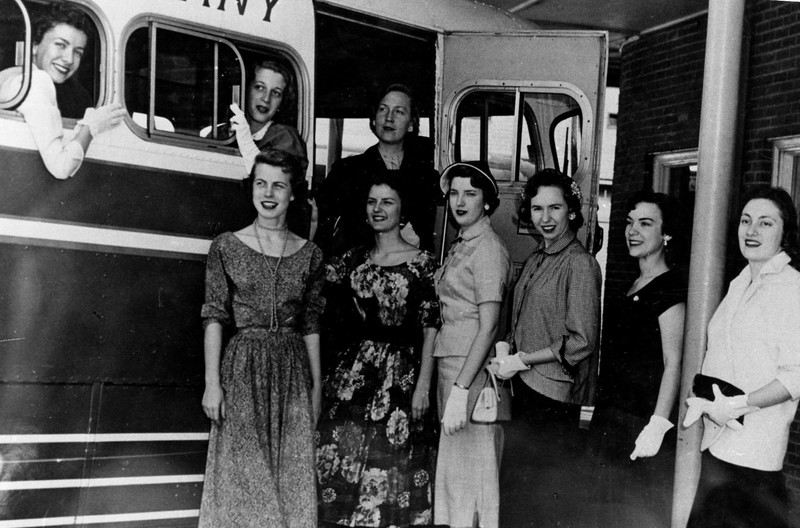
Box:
[567,178,582,202]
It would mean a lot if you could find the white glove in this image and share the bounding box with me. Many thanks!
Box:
[683,384,758,432]
[704,384,758,430]
[78,103,125,137]
[442,385,469,436]
[630,415,673,460]
[488,352,529,380]
[229,103,260,175]
[683,396,710,428]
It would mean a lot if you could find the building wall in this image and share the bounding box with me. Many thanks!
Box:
[608,0,800,496]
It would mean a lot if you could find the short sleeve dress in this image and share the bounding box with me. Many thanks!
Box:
[198,232,325,528]
[316,247,440,528]
[588,268,686,528]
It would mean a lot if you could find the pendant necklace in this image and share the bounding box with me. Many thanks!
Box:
[254,220,288,333]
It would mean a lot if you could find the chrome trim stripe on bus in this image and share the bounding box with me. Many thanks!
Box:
[0,433,209,443]
[0,509,199,528]
[0,217,211,256]
[0,474,204,491]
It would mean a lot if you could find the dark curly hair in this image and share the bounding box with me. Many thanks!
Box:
[625,190,686,268]
[369,83,420,138]
[366,171,410,215]
[518,169,584,231]
[246,149,308,233]
[33,3,91,45]
[740,185,800,269]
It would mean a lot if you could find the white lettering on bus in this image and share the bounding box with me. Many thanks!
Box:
[179,0,281,22]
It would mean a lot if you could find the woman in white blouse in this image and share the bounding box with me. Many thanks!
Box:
[0,4,124,179]
[685,185,800,528]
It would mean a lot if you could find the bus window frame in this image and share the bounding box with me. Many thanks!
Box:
[549,107,582,176]
[447,82,594,184]
[0,0,109,119]
[0,0,32,111]
[120,14,306,154]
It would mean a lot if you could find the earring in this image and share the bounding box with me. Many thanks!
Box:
[568,213,576,220]
[484,204,490,211]
[663,238,669,247]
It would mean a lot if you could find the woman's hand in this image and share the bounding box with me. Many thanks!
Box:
[202,382,225,425]
[683,384,758,431]
[442,385,469,435]
[630,415,673,460]
[412,386,430,421]
[79,103,125,137]
[488,352,529,380]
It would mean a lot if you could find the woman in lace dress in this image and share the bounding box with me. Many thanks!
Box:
[316,172,440,527]
[199,149,324,528]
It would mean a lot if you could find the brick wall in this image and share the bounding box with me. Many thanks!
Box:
[608,0,800,498]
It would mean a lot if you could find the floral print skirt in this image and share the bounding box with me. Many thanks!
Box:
[316,338,438,527]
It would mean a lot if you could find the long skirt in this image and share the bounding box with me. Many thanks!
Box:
[199,327,316,528]
[434,355,503,528]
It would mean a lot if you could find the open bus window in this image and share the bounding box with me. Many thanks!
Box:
[454,89,584,181]
[0,0,101,117]
[124,24,244,142]
[124,22,299,150]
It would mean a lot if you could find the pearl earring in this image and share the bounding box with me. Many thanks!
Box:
[484,204,490,211]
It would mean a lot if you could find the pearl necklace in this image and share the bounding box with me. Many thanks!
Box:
[253,221,288,333]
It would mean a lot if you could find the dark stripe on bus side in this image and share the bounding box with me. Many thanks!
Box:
[0,148,253,238]
[0,244,206,384]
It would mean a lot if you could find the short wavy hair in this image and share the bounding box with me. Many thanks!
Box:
[33,3,91,45]
[250,59,296,125]
[369,83,420,138]
[518,169,584,231]
[246,149,308,233]
[625,190,686,268]
[441,162,500,216]
[741,185,800,269]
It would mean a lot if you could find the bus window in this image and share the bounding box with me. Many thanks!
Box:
[523,92,582,178]
[0,0,31,109]
[0,0,101,117]
[455,91,520,181]
[124,21,300,151]
[453,89,584,182]
[124,24,244,141]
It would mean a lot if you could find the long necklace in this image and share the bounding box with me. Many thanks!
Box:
[253,220,288,333]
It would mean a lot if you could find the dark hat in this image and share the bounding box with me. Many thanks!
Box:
[439,160,499,196]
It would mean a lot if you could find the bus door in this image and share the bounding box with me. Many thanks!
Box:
[435,31,608,286]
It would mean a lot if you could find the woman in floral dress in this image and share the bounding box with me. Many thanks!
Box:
[316,172,440,527]
[199,149,324,528]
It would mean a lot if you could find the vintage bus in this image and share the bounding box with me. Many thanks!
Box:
[0,0,606,525]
